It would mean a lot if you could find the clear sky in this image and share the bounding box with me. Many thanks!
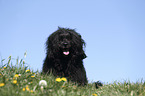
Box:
[0,0,145,83]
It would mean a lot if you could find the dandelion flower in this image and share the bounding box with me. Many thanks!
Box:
[39,80,47,87]
[56,78,62,82]
[92,94,97,96]
[14,74,19,78]
[61,77,67,82]
[0,83,5,87]
[4,67,6,69]
[26,85,30,91]
[31,75,35,78]
[26,69,30,72]
[22,88,25,91]
[26,87,30,91]
[26,85,29,88]
[30,90,33,93]
[13,80,17,84]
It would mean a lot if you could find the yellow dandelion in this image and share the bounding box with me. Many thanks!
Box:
[13,80,17,84]
[14,74,19,78]
[22,88,25,91]
[30,90,33,93]
[26,87,30,91]
[26,69,30,72]
[0,83,5,87]
[56,78,62,82]
[26,85,29,88]
[92,94,97,96]
[4,67,6,69]
[26,85,30,91]
[61,77,67,82]
[31,75,35,78]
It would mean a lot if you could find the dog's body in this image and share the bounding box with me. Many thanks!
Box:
[42,27,88,85]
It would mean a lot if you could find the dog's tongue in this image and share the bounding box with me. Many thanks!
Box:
[63,51,69,55]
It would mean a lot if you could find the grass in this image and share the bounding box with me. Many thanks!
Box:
[0,54,145,96]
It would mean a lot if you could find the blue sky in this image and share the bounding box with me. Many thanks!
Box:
[0,0,145,83]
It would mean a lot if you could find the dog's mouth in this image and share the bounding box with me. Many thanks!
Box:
[63,51,70,55]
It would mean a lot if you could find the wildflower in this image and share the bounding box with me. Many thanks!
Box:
[39,80,47,87]
[14,74,19,78]
[31,75,35,78]
[4,67,6,69]
[26,85,29,88]
[61,77,67,82]
[22,88,25,91]
[56,78,62,82]
[13,80,17,84]
[30,90,33,93]
[26,87,30,91]
[26,69,30,72]
[0,83,5,87]
[26,85,30,91]
[92,94,97,96]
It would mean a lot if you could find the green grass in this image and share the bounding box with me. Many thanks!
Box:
[0,55,145,96]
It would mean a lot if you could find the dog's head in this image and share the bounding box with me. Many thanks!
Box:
[46,27,86,59]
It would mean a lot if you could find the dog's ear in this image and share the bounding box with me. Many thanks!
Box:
[69,30,87,60]
[45,33,58,59]
[80,37,87,59]
[78,48,87,59]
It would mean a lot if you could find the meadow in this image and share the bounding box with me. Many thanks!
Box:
[0,54,145,96]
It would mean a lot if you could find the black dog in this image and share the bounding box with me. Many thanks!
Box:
[42,27,88,85]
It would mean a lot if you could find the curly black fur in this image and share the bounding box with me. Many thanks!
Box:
[42,27,88,85]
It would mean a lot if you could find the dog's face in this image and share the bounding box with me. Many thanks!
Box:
[58,32,72,56]
[46,27,87,59]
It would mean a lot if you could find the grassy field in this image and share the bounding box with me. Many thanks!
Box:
[0,55,145,96]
